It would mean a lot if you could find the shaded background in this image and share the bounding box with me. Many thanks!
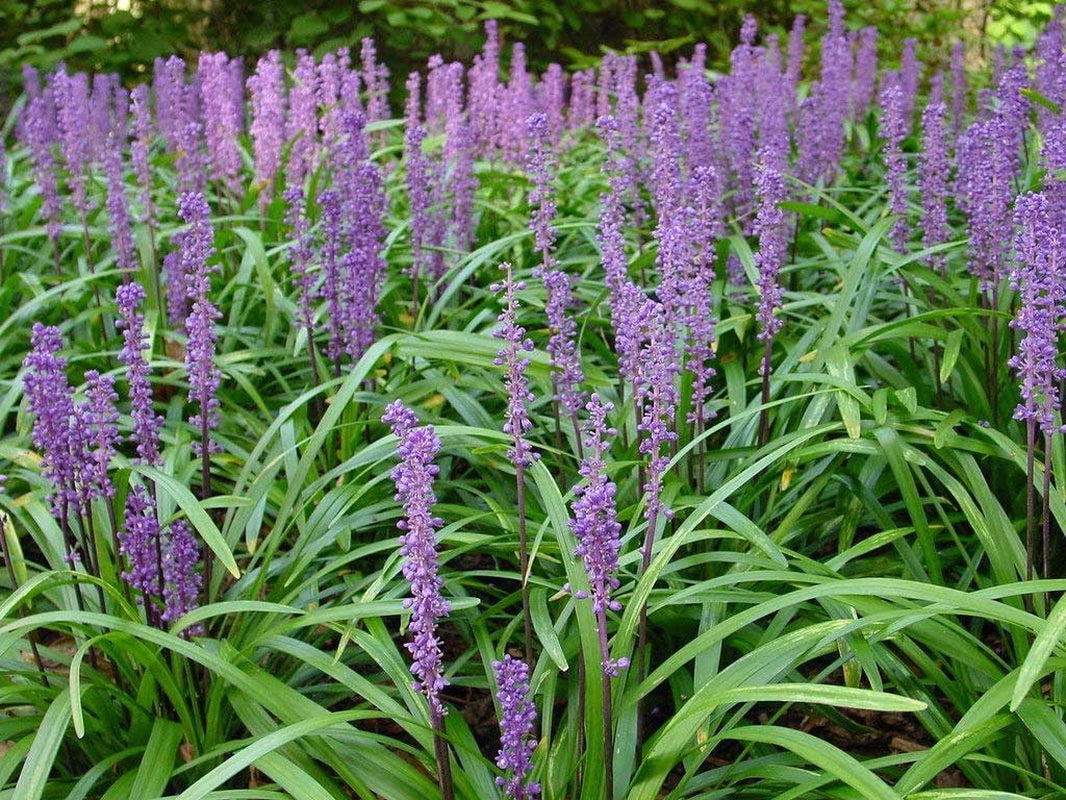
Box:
[0,0,1050,94]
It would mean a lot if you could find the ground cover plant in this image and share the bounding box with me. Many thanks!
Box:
[4,3,1066,798]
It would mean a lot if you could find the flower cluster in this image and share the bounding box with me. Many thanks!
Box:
[382,400,451,718]
[494,655,540,799]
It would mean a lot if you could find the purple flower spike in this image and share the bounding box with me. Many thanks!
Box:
[1010,191,1066,434]
[638,305,679,526]
[879,75,910,253]
[404,72,430,293]
[25,89,63,255]
[361,37,390,126]
[199,52,244,197]
[919,92,950,274]
[248,50,286,209]
[527,113,557,266]
[129,85,155,231]
[493,655,540,800]
[23,324,77,513]
[570,395,630,677]
[82,370,119,501]
[493,263,539,469]
[177,192,221,456]
[119,484,163,601]
[116,282,163,466]
[851,27,879,120]
[287,50,319,186]
[104,132,136,275]
[382,400,451,718]
[161,519,202,631]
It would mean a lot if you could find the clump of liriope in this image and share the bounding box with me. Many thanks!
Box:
[382,400,453,800]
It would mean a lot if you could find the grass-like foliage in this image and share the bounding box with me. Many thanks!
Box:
[3,6,1066,800]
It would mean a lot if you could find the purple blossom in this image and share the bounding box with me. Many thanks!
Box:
[283,187,317,340]
[318,189,346,369]
[177,192,221,456]
[116,282,163,466]
[248,51,286,209]
[24,88,63,254]
[919,92,950,273]
[568,69,595,130]
[382,400,451,718]
[1010,190,1066,433]
[598,116,649,389]
[538,64,566,145]
[754,86,791,343]
[404,72,431,292]
[161,519,201,631]
[956,113,1015,290]
[570,395,630,676]
[469,21,502,155]
[104,132,136,274]
[493,655,540,800]
[129,85,155,230]
[785,14,806,108]
[900,38,920,127]
[335,111,387,363]
[82,370,119,501]
[199,52,244,197]
[361,37,390,126]
[54,68,92,216]
[850,27,879,119]
[638,304,679,525]
[797,0,851,185]
[720,17,760,222]
[527,113,557,264]
[23,324,77,513]
[286,50,319,186]
[493,263,539,468]
[880,75,911,253]
[504,43,533,162]
[119,484,163,600]
[951,41,967,140]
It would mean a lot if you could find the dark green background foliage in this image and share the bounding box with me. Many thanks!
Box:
[0,0,1050,96]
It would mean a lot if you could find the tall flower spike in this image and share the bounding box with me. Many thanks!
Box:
[198,52,244,197]
[493,263,538,469]
[116,282,163,465]
[570,395,630,675]
[161,519,202,632]
[493,655,540,800]
[177,192,222,459]
[919,88,950,274]
[23,323,77,513]
[528,113,585,422]
[404,71,430,305]
[129,85,155,231]
[82,370,119,502]
[104,131,136,275]
[25,89,63,258]
[248,50,286,210]
[119,484,163,602]
[879,75,910,253]
[382,400,451,717]
[1010,191,1066,434]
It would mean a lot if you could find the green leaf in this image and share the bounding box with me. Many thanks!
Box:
[129,718,183,800]
[1010,591,1066,711]
[13,689,71,800]
[940,329,964,384]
